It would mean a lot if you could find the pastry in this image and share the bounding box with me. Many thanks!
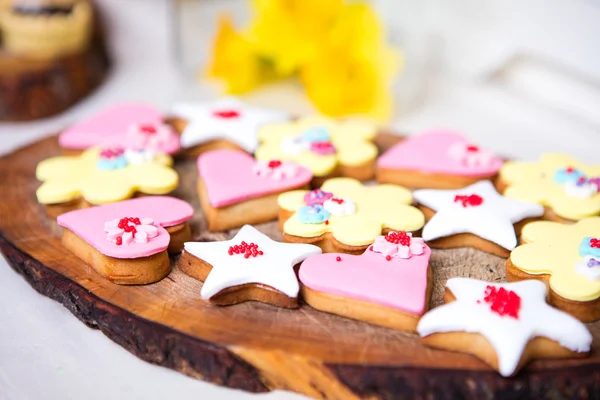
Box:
[255,116,378,184]
[178,225,321,307]
[57,196,194,284]
[413,180,544,257]
[498,153,600,221]
[299,231,432,332]
[507,217,600,321]
[58,103,181,155]
[197,149,312,231]
[0,0,92,60]
[417,278,592,377]
[36,147,178,217]
[170,97,289,157]
[278,177,425,254]
[377,131,504,189]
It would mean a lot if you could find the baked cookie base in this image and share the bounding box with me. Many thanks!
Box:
[197,179,309,232]
[301,265,432,332]
[505,258,600,322]
[165,223,192,254]
[421,289,589,376]
[61,228,171,285]
[377,168,498,190]
[177,250,298,308]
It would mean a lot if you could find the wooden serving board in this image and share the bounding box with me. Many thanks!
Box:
[1,136,599,399]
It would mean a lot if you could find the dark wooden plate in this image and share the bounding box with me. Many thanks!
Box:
[0,136,598,399]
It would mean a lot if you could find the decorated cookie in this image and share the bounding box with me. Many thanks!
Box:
[413,180,544,257]
[178,225,321,307]
[36,147,178,215]
[197,149,312,231]
[417,278,592,377]
[58,104,181,155]
[57,196,194,284]
[508,217,600,321]
[255,116,378,182]
[171,97,289,155]
[377,131,504,189]
[278,178,425,254]
[498,153,600,221]
[299,232,431,331]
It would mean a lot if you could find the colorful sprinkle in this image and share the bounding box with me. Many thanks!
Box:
[454,194,484,208]
[268,160,282,168]
[212,109,240,119]
[303,189,333,206]
[384,231,411,246]
[228,241,263,258]
[482,285,521,319]
[580,237,600,258]
[554,166,586,184]
[298,205,331,224]
[310,141,337,155]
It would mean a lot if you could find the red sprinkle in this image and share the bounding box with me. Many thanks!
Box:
[384,231,411,246]
[454,194,484,208]
[116,237,122,246]
[482,285,521,319]
[466,145,479,152]
[139,124,157,135]
[566,166,575,173]
[268,160,282,168]
[590,238,600,248]
[213,109,240,119]
[117,217,141,238]
[369,246,373,251]
[331,197,344,204]
[325,220,329,225]
[228,242,263,258]
[385,255,392,261]
[336,256,342,262]
[100,148,125,159]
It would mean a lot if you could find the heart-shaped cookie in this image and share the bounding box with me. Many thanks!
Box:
[299,233,432,331]
[59,104,181,155]
[199,149,313,207]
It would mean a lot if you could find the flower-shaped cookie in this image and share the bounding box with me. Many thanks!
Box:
[36,148,178,205]
[509,218,600,320]
[278,178,424,248]
[255,116,378,177]
[500,153,600,220]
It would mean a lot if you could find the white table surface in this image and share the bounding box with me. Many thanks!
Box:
[1,1,599,399]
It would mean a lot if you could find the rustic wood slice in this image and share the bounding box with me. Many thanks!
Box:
[0,136,599,399]
[0,6,110,121]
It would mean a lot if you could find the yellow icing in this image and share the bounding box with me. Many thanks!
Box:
[255,116,378,176]
[500,153,600,220]
[36,148,178,205]
[510,218,600,301]
[279,177,424,246]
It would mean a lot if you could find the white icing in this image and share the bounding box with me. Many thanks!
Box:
[172,97,290,153]
[565,180,598,199]
[447,142,495,168]
[104,217,158,245]
[184,225,322,300]
[575,256,600,281]
[417,278,592,377]
[124,148,155,165]
[281,137,310,155]
[413,180,544,251]
[323,197,356,217]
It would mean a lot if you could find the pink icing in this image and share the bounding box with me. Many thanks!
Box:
[310,141,336,155]
[57,196,193,259]
[299,245,431,314]
[126,122,178,153]
[104,217,159,245]
[59,104,181,155]
[252,160,300,180]
[377,131,503,177]
[198,149,313,207]
[372,233,425,259]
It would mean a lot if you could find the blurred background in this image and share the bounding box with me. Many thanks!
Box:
[1,0,599,399]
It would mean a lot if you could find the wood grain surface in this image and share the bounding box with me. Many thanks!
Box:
[0,136,599,399]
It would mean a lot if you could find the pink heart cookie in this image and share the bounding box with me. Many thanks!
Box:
[299,233,431,331]
[198,149,313,208]
[378,131,503,177]
[57,196,193,259]
[58,103,181,155]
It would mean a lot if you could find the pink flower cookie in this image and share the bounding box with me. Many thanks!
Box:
[57,196,193,285]
[197,149,312,232]
[59,103,181,155]
[377,131,504,189]
[417,278,592,377]
[299,231,431,332]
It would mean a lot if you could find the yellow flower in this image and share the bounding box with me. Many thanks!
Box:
[255,116,378,177]
[278,178,424,246]
[36,148,178,205]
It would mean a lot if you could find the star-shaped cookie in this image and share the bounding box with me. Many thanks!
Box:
[172,97,289,153]
[181,225,321,307]
[417,278,592,377]
[413,180,544,255]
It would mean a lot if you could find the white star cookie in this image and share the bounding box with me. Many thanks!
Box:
[413,180,544,251]
[172,97,290,153]
[417,278,592,377]
[183,225,321,305]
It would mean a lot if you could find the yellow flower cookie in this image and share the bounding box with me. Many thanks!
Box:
[255,116,378,178]
[508,217,600,321]
[36,147,178,205]
[499,153,600,221]
[278,178,424,253]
